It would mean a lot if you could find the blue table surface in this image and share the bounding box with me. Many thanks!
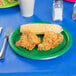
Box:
[0,0,76,76]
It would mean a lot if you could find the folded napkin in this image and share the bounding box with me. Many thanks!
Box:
[0,27,2,34]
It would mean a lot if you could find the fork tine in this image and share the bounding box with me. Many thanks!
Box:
[4,27,12,38]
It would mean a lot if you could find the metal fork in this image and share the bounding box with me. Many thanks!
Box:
[0,28,12,59]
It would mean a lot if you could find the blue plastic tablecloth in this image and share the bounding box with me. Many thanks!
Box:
[0,0,76,76]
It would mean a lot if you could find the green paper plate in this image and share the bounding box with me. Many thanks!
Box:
[9,22,73,60]
[0,0,19,8]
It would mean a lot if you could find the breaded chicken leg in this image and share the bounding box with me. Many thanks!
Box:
[15,31,41,50]
[38,31,63,51]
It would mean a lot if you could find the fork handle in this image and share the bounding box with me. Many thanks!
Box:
[0,38,7,59]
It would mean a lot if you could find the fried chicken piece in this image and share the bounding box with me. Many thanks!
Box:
[38,31,63,51]
[7,0,18,3]
[15,31,41,50]
[0,0,5,6]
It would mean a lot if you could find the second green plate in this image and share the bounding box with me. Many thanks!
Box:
[0,0,19,8]
[9,23,73,60]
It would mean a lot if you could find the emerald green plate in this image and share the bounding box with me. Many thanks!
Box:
[9,23,73,60]
[0,0,19,8]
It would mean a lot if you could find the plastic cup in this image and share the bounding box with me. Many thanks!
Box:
[19,0,35,17]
